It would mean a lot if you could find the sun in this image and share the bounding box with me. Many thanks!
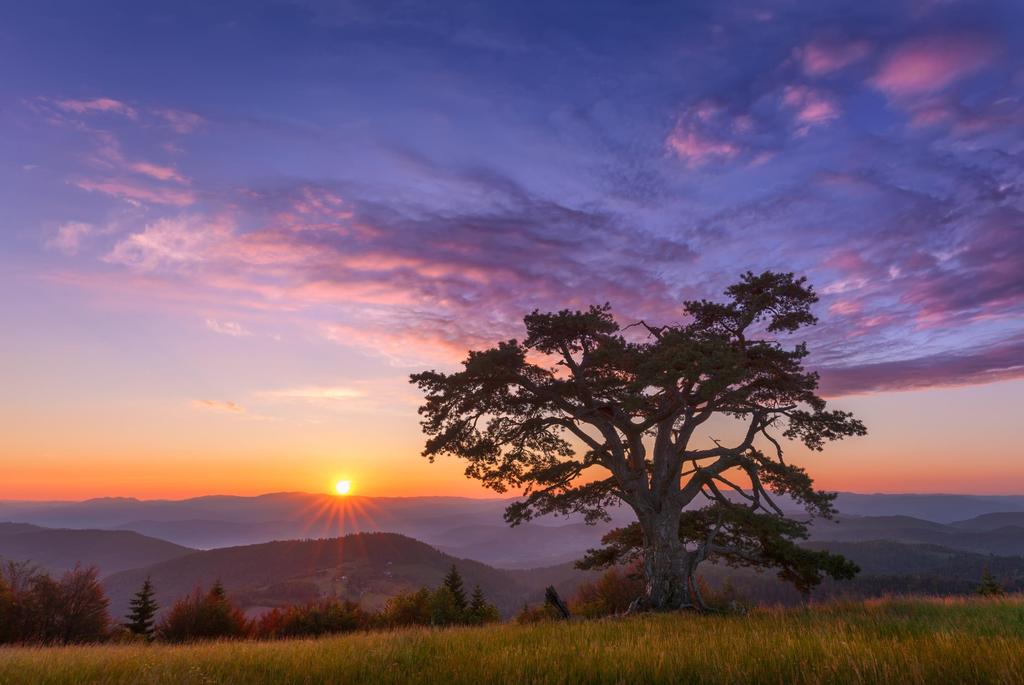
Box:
[334,480,352,496]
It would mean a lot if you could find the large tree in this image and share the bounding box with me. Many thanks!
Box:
[411,272,865,610]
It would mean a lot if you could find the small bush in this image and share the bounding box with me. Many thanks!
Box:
[380,588,433,627]
[157,582,248,642]
[254,600,371,638]
[571,567,644,618]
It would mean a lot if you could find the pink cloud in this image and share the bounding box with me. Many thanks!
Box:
[190,399,245,413]
[46,221,93,255]
[74,178,197,207]
[205,318,252,337]
[870,35,995,97]
[799,39,871,75]
[105,214,235,269]
[819,336,1024,397]
[54,97,138,119]
[782,85,840,129]
[666,123,740,167]
[129,162,189,183]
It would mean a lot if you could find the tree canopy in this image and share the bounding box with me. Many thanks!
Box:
[412,271,866,609]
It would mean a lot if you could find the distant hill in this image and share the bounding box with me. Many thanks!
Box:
[697,539,1024,605]
[808,514,1024,556]
[0,522,46,536]
[102,532,598,620]
[831,493,1024,523]
[0,493,630,567]
[0,524,195,576]
[950,512,1024,531]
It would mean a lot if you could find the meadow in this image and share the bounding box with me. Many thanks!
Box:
[2,597,1024,685]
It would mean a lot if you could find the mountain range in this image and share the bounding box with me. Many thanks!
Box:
[5,491,1024,619]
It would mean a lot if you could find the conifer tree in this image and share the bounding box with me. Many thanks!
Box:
[430,586,460,626]
[442,564,467,612]
[468,585,499,624]
[125,577,158,640]
[977,567,1004,597]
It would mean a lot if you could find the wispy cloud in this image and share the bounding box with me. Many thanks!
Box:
[54,97,137,119]
[820,336,1024,396]
[781,85,840,131]
[190,399,245,413]
[46,221,93,255]
[73,178,196,207]
[205,318,252,337]
[153,109,204,134]
[129,162,189,184]
[870,34,995,98]
[798,39,871,76]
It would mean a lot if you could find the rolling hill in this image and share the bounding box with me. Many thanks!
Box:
[0,523,195,576]
[101,532,598,620]
[808,513,1024,556]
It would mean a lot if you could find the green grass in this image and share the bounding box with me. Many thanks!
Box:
[4,597,1024,684]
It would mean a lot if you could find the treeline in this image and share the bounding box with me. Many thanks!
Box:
[0,560,501,645]
[0,561,109,644]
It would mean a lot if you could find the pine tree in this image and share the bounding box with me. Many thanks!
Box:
[208,579,227,602]
[430,586,460,626]
[125,577,158,640]
[977,567,1004,597]
[442,564,467,612]
[467,585,499,625]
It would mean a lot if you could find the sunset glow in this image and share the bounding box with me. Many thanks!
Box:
[1,0,1022,501]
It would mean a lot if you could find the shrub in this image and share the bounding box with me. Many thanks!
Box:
[157,582,248,642]
[514,602,562,624]
[380,588,432,627]
[571,567,644,618]
[254,600,371,638]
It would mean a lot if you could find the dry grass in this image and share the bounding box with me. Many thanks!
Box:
[3,596,1024,684]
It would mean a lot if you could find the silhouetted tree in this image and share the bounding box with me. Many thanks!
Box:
[977,567,1004,597]
[442,564,468,613]
[412,272,866,610]
[125,577,159,640]
[467,585,500,624]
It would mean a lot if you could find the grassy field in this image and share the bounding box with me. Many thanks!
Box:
[3,597,1024,684]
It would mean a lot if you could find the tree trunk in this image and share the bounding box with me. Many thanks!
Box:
[638,508,692,611]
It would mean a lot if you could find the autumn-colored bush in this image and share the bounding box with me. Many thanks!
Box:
[571,566,645,618]
[253,600,371,638]
[0,561,110,644]
[156,581,248,642]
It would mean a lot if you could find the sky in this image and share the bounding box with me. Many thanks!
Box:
[1,0,1022,500]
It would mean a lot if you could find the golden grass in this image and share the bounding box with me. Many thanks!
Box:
[3,596,1024,685]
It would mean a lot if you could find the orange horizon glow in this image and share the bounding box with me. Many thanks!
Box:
[2,379,1022,502]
